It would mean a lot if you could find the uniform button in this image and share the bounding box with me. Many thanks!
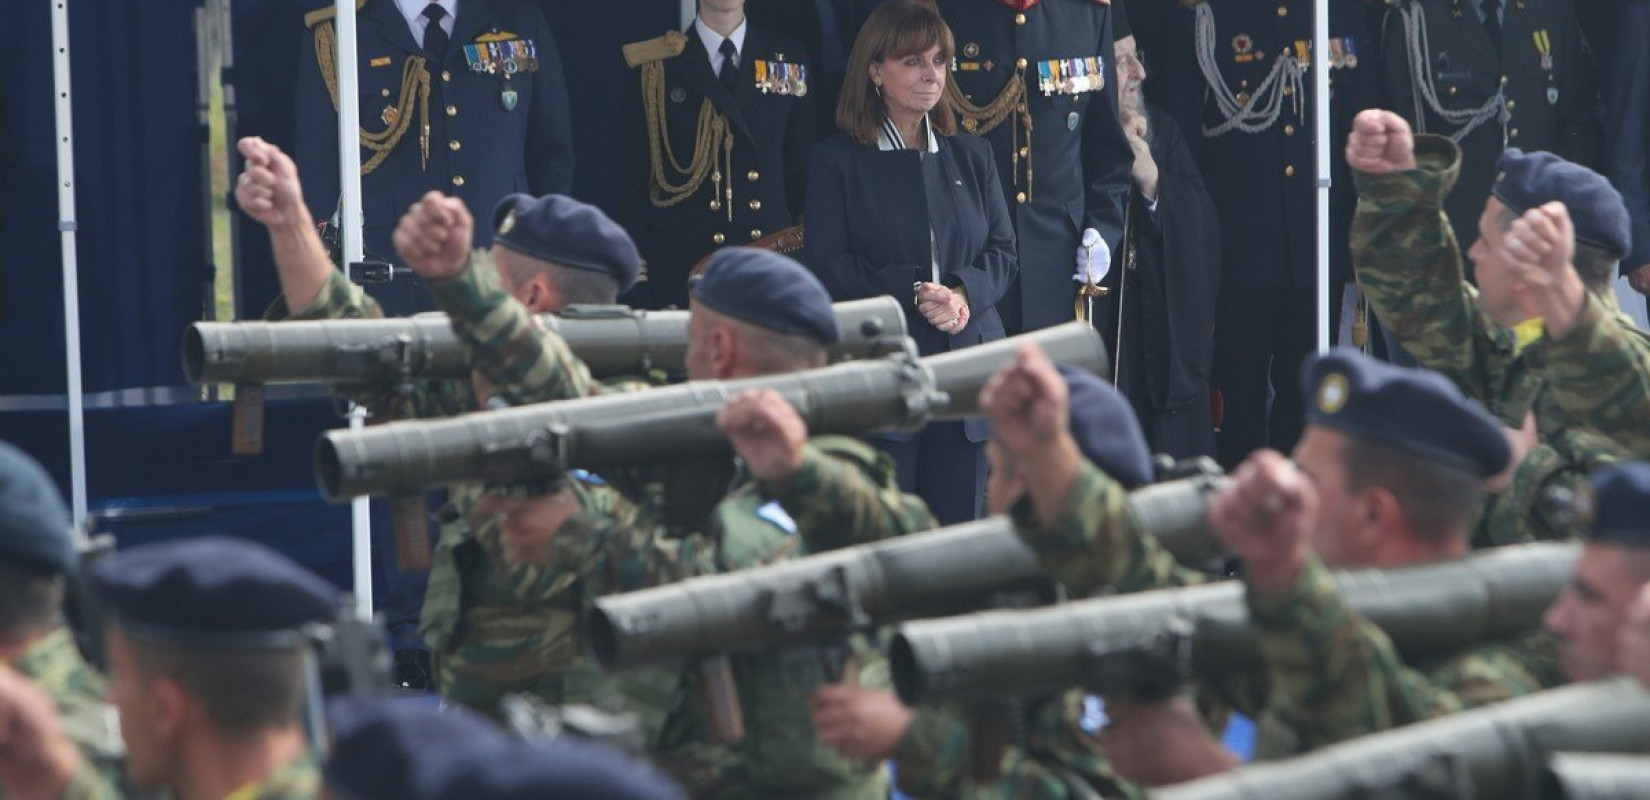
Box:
[1448,86,1458,96]
[448,140,461,151]
[712,232,726,245]
[1510,128,1519,139]
[1016,192,1027,203]
[1284,165,1295,177]
[446,104,458,117]
[1016,57,1028,69]
[1284,124,1296,135]
[709,199,722,211]
[750,229,763,239]
[749,199,762,211]
[441,70,452,82]
[1282,86,1293,97]
[747,170,760,182]
[1019,147,1029,157]
[1501,75,1509,85]
[1014,12,1027,24]
[1277,5,1287,15]
[1506,99,1516,110]
[452,175,465,187]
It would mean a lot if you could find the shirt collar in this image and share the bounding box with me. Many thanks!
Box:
[694,16,749,62]
[396,0,458,30]
[877,114,940,153]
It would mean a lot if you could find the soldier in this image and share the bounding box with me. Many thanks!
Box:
[617,0,816,310]
[1155,0,1380,468]
[1545,461,1650,683]
[484,249,936,799]
[1346,109,1649,547]
[1374,0,1600,263]
[0,537,338,800]
[294,0,574,316]
[936,0,1133,336]
[0,443,120,800]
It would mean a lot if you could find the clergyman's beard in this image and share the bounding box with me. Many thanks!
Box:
[1120,86,1150,142]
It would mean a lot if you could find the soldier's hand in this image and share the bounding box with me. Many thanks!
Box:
[1098,694,1239,787]
[717,389,807,484]
[1485,411,1538,494]
[235,136,306,229]
[808,685,913,763]
[980,343,1070,461]
[393,192,473,280]
[1629,263,1650,296]
[1503,202,1587,338]
[1208,449,1316,594]
[1619,585,1650,690]
[916,282,970,335]
[0,666,81,800]
[481,491,581,566]
[1345,109,1416,174]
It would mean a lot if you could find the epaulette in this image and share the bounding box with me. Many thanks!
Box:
[305,0,368,30]
[623,30,688,69]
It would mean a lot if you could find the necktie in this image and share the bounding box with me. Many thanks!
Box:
[1480,0,1502,55]
[719,39,740,91]
[423,4,450,62]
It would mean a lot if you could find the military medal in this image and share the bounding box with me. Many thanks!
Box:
[1534,30,1554,71]
[755,59,770,93]
[381,104,401,126]
[776,62,792,95]
[963,42,980,58]
[501,82,518,111]
[1038,60,1054,95]
[790,62,809,97]
[1233,33,1254,64]
[464,43,487,72]
[1343,37,1358,68]
[1236,91,1251,107]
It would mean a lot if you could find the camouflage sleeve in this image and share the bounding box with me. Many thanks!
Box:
[49,759,122,800]
[1009,462,1205,596]
[539,509,721,595]
[1351,136,1514,406]
[1249,559,1559,757]
[1526,292,1650,457]
[473,478,649,604]
[764,438,938,554]
[261,267,382,321]
[424,249,605,405]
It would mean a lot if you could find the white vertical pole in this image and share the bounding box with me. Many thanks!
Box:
[334,0,374,619]
[1313,0,1331,353]
[51,0,88,528]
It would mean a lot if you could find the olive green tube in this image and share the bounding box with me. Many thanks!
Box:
[891,542,1578,706]
[586,473,1225,671]
[315,323,1109,501]
[1153,679,1650,800]
[183,297,907,385]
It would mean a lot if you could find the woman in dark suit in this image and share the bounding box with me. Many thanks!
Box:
[805,0,1017,525]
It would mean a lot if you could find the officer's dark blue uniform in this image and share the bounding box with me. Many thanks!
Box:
[1375,0,1600,259]
[1157,0,1379,469]
[617,18,815,311]
[296,0,574,316]
[938,0,1134,335]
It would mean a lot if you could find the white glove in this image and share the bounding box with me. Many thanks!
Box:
[1073,228,1112,285]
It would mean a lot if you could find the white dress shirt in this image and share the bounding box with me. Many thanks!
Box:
[695,16,749,74]
[394,0,458,44]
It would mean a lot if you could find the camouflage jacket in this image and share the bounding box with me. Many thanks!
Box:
[893,698,1138,800]
[16,629,121,800]
[224,752,321,800]
[1248,559,1565,757]
[1521,291,1650,459]
[1350,135,1640,546]
[545,436,936,800]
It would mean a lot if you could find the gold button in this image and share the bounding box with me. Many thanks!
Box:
[1014,12,1026,24]
[749,199,762,211]
[750,229,763,239]
[1448,86,1458,95]
[1019,147,1029,157]
[1016,192,1027,203]
[747,170,760,182]
[452,175,465,187]
[1284,124,1295,136]
[1277,5,1287,15]
[380,88,391,98]
[1506,100,1516,111]
[441,70,452,82]
[446,104,457,117]
[448,140,461,151]
[1282,86,1293,97]
[1510,128,1519,139]
[1016,57,1028,69]
[709,199,722,211]
[712,232,726,245]
[1501,75,1509,85]
[1284,165,1295,177]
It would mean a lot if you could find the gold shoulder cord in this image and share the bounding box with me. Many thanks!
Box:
[312,20,432,175]
[946,64,1033,200]
[641,61,734,218]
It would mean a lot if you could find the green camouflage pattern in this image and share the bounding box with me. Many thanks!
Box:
[1248,558,1565,757]
[1522,292,1650,458]
[1350,135,1638,546]
[894,699,1139,800]
[11,629,122,800]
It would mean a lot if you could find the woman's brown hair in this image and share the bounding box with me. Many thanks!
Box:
[836,0,958,146]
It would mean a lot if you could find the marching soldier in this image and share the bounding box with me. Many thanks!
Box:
[618,0,816,310]
[1374,0,1601,263]
[295,0,575,316]
[938,0,1135,335]
[1157,0,1380,467]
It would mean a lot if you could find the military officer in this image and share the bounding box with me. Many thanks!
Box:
[1156,0,1380,467]
[295,0,575,316]
[1374,0,1600,263]
[618,0,816,310]
[938,0,1134,335]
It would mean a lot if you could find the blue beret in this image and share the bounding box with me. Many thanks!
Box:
[1057,365,1154,488]
[689,248,841,345]
[1301,350,1510,479]
[440,739,686,800]
[1491,149,1633,258]
[95,536,339,648]
[491,194,641,292]
[1587,462,1650,546]
[0,442,76,574]
[326,698,508,800]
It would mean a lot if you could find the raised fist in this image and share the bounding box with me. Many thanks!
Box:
[393,192,474,280]
[1345,109,1417,174]
[234,137,306,229]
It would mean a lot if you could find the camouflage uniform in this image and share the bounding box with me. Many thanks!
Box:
[542,438,935,800]
[1519,292,1650,459]
[893,699,1138,800]
[236,753,321,800]
[13,629,121,800]
[1350,135,1642,546]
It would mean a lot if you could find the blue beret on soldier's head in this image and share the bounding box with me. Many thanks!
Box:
[1057,365,1154,488]
[325,698,509,800]
[689,248,841,345]
[438,739,686,800]
[0,442,76,574]
[1586,462,1650,547]
[94,536,339,648]
[1491,149,1632,258]
[491,194,641,291]
[1301,350,1511,479]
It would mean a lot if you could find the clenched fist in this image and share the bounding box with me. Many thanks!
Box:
[717,389,808,484]
[1208,449,1317,594]
[393,192,474,280]
[235,136,306,229]
[1345,109,1417,174]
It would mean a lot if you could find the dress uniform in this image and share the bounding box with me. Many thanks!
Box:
[1157,0,1379,468]
[295,0,575,316]
[938,0,1134,335]
[1376,0,1600,261]
[617,19,815,310]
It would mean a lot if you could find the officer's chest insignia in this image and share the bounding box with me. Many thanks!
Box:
[963,42,981,58]
[381,104,401,126]
[756,59,808,97]
[464,36,539,75]
[755,501,797,535]
[1036,57,1105,96]
[1317,373,1350,414]
[502,85,519,110]
[1232,33,1256,63]
[670,86,688,103]
[369,56,392,68]
[1533,29,1554,71]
